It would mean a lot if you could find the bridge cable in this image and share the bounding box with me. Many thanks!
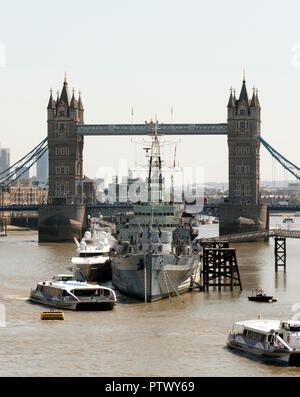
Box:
[259,136,300,181]
[0,137,48,178]
[0,138,48,188]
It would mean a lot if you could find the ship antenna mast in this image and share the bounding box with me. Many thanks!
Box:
[147,119,163,204]
[170,144,176,203]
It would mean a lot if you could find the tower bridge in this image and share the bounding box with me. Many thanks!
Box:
[3,74,300,241]
[13,74,266,241]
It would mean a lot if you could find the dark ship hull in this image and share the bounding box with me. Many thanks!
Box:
[74,260,112,282]
[248,295,273,302]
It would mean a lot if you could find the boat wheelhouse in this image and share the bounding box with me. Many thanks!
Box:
[30,274,117,311]
[227,319,300,366]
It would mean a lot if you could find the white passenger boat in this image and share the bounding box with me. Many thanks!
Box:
[71,229,117,282]
[227,319,300,366]
[30,274,117,311]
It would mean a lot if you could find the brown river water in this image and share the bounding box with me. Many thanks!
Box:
[1,216,300,377]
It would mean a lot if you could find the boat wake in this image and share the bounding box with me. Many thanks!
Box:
[1,295,29,301]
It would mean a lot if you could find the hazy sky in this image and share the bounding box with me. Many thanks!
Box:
[1,0,300,184]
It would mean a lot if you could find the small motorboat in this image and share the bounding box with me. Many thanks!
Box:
[248,289,273,302]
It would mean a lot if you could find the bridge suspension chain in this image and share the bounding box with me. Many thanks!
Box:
[0,137,48,188]
[259,136,300,181]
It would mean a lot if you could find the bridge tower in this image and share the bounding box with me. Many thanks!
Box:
[38,76,86,242]
[47,76,84,205]
[219,75,268,235]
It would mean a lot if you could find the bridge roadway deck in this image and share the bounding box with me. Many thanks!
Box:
[198,228,300,243]
[0,204,134,212]
[76,123,228,136]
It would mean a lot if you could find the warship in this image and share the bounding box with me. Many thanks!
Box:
[111,123,200,302]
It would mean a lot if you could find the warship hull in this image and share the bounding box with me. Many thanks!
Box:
[111,252,198,302]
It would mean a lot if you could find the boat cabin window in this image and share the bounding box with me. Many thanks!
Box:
[267,335,275,344]
[290,326,300,332]
[54,275,75,281]
[282,322,300,332]
[42,286,62,297]
[245,330,266,343]
[79,252,107,257]
[71,289,110,297]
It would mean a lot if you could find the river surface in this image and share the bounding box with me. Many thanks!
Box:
[1,216,300,377]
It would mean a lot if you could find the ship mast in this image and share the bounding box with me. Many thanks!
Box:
[147,120,163,203]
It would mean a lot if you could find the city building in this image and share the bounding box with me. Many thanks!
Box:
[288,182,300,192]
[0,191,11,219]
[16,168,29,180]
[36,150,48,182]
[82,175,96,205]
[5,179,48,205]
[0,147,10,174]
[108,171,146,203]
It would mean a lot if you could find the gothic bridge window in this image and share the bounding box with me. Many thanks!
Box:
[56,166,70,175]
[55,146,70,156]
[55,181,70,196]
[55,123,70,136]
[235,121,249,130]
[236,180,251,197]
[235,146,250,155]
[235,165,251,174]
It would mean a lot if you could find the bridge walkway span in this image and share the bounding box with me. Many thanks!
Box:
[198,228,300,243]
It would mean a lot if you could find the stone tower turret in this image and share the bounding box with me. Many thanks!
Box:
[47,76,84,204]
[227,76,261,205]
[219,74,267,236]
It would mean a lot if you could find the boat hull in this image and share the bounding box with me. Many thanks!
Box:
[71,258,112,282]
[111,252,198,302]
[227,333,300,366]
[29,292,116,311]
[248,296,273,302]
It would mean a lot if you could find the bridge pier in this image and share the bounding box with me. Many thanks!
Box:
[202,247,242,291]
[38,205,87,242]
[219,203,268,237]
[274,236,286,272]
